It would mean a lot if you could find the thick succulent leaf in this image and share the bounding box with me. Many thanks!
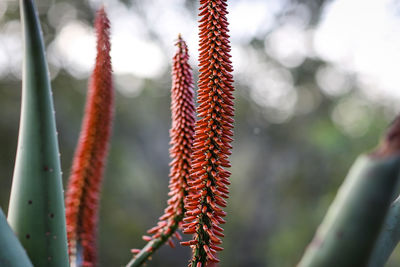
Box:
[0,208,33,267]
[298,154,400,267]
[7,0,69,266]
[368,196,400,266]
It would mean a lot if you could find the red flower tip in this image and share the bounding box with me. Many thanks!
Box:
[65,6,113,266]
[131,249,141,254]
[142,235,152,242]
[183,0,234,266]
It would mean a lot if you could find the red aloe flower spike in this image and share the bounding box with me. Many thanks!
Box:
[126,35,196,267]
[64,6,113,267]
[146,34,195,243]
[181,0,234,266]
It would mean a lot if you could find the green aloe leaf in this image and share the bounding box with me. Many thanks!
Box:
[297,154,400,267]
[7,0,69,266]
[0,208,33,267]
[368,195,400,266]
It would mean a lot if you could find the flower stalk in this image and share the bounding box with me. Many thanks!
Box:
[64,7,113,267]
[127,34,195,267]
[181,0,234,266]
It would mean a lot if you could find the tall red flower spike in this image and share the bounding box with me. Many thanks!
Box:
[127,35,196,267]
[181,0,234,266]
[65,7,113,267]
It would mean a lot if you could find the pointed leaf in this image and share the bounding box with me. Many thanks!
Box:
[7,0,69,266]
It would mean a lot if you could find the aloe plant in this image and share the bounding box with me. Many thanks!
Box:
[7,0,69,266]
[4,0,400,267]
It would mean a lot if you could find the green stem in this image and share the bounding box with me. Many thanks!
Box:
[0,208,33,267]
[298,154,400,267]
[126,215,182,267]
[191,246,202,267]
[190,222,208,267]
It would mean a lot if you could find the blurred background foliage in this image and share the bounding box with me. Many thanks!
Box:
[1,0,400,266]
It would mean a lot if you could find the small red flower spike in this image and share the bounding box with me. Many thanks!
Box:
[181,0,234,266]
[65,6,113,267]
[126,35,196,267]
[144,34,195,244]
